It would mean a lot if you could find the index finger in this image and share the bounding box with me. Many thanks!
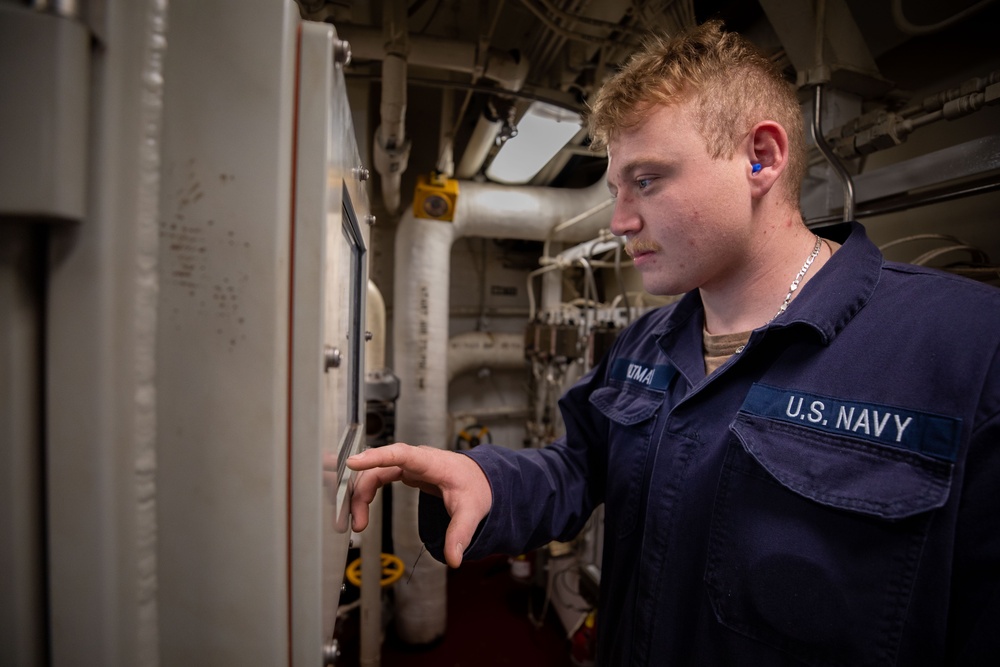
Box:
[346,443,441,477]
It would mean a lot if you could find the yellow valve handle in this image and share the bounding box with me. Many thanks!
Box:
[459,426,489,441]
[345,553,405,588]
[456,425,491,448]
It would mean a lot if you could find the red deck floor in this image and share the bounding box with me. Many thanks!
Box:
[338,553,576,666]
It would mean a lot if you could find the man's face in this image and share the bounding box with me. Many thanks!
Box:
[606,100,752,296]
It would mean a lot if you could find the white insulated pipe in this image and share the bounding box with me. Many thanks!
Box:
[455,112,502,179]
[366,279,387,370]
[375,53,409,214]
[379,54,407,161]
[390,177,611,644]
[450,178,612,242]
[447,332,525,383]
[389,217,451,645]
[438,88,455,177]
[374,0,410,214]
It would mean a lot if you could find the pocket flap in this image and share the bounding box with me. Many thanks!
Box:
[731,413,953,520]
[589,385,660,426]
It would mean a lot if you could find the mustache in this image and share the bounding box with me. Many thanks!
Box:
[624,239,662,258]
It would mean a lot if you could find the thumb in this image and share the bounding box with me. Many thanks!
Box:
[442,507,482,568]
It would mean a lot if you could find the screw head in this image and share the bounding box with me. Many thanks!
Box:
[324,345,342,371]
[323,638,341,665]
[333,40,352,66]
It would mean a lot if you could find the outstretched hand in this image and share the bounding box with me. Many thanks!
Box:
[345,443,492,568]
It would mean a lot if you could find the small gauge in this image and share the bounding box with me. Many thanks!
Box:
[422,194,450,218]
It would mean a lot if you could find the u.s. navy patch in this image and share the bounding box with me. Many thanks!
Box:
[610,358,675,391]
[740,383,961,461]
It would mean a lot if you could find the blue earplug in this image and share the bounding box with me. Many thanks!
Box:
[751,163,762,174]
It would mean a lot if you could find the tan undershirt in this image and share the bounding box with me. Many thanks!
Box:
[701,237,842,376]
[703,329,752,376]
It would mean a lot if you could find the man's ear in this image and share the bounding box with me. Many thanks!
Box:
[746,121,789,198]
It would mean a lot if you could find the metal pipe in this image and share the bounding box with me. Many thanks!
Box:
[536,0,647,39]
[336,26,530,91]
[447,332,525,382]
[516,0,629,47]
[806,179,1000,228]
[614,244,632,324]
[456,111,501,179]
[345,73,584,114]
[891,0,997,36]
[452,405,532,422]
[551,197,614,235]
[374,0,410,214]
[812,84,856,221]
[30,0,81,19]
[437,88,455,176]
[360,280,387,667]
[359,489,383,667]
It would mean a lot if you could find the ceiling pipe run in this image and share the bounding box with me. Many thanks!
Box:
[373,0,411,214]
[390,176,611,644]
[336,25,530,91]
[336,23,530,182]
[455,110,502,179]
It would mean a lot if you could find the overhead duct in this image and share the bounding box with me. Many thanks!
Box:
[390,176,611,644]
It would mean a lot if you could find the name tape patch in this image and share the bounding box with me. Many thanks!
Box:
[740,383,961,461]
[610,358,675,391]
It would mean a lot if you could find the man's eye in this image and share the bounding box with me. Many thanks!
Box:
[637,177,653,189]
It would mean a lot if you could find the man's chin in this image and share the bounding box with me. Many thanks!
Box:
[639,275,688,298]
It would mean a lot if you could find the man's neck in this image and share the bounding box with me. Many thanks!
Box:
[701,215,829,335]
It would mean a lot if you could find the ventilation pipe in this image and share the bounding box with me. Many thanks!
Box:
[390,177,611,643]
[373,0,410,214]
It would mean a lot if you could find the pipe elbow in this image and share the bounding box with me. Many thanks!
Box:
[484,48,530,91]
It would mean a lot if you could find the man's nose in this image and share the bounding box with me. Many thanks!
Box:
[609,197,640,238]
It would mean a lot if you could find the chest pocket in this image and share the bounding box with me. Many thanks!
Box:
[704,412,955,667]
[590,384,663,537]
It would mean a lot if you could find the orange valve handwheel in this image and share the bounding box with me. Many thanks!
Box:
[345,553,405,588]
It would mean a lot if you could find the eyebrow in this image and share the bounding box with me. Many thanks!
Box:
[618,155,672,176]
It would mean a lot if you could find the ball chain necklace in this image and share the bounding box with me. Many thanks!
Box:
[768,235,823,324]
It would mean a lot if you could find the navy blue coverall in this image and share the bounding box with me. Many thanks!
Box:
[420,221,1000,666]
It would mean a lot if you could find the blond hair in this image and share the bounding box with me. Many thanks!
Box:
[587,21,806,205]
